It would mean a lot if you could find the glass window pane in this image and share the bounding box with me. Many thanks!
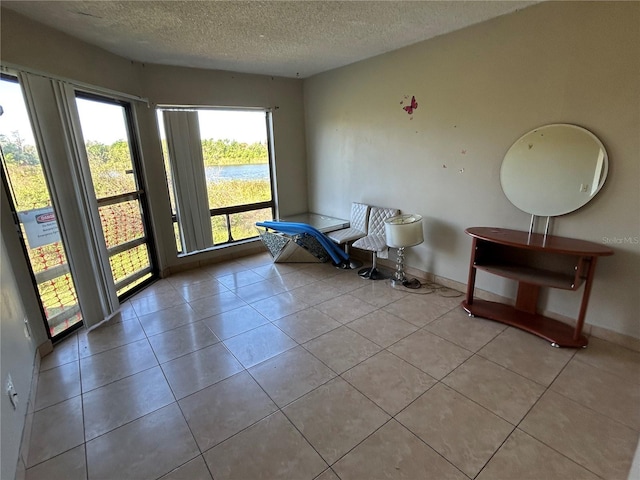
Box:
[159,107,275,252]
[231,208,272,241]
[173,221,182,253]
[198,110,272,212]
[0,76,82,338]
[98,201,144,249]
[211,214,230,244]
[156,112,177,216]
[117,272,152,297]
[76,98,137,198]
[76,94,156,300]
[108,244,150,285]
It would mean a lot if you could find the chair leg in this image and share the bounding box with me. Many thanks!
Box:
[342,243,362,269]
[358,269,370,278]
[358,252,372,277]
[369,254,382,279]
[358,252,382,279]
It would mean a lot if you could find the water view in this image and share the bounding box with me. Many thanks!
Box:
[205,164,269,182]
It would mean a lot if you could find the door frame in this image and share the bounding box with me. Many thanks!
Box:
[74,91,159,301]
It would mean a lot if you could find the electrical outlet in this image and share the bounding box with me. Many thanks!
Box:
[6,374,18,410]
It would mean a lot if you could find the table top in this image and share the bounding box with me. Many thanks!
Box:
[277,212,350,233]
[465,227,614,256]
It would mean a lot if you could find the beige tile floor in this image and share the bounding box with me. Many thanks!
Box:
[21,253,640,480]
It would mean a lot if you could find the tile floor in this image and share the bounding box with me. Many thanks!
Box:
[20,252,640,480]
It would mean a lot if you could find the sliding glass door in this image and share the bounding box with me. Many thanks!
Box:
[75,94,157,298]
[1,73,158,339]
[0,75,82,338]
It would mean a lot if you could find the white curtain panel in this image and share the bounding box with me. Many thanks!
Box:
[162,110,214,253]
[18,72,118,330]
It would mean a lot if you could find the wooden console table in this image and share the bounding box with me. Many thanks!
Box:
[462,227,613,348]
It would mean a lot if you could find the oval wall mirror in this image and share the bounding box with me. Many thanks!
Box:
[500,124,608,217]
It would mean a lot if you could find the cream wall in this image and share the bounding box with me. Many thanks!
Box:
[304,1,640,339]
[0,9,142,97]
[1,233,38,480]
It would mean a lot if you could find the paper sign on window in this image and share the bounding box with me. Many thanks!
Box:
[18,207,61,248]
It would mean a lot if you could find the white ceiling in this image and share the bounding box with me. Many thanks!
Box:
[3,1,538,78]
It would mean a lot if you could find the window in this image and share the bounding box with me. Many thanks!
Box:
[2,70,157,335]
[157,108,275,254]
[75,93,157,297]
[0,75,83,338]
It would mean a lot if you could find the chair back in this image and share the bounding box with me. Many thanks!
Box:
[351,202,370,233]
[367,207,400,236]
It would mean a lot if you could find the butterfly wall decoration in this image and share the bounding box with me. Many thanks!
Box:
[402,96,418,115]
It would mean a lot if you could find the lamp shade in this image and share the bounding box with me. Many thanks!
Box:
[384,214,424,248]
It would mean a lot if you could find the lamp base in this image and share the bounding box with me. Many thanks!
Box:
[389,246,423,289]
[404,278,422,289]
[390,277,422,289]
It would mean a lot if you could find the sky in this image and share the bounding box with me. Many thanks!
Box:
[0,79,36,144]
[78,101,269,144]
[197,109,267,144]
[0,78,267,147]
[157,108,268,144]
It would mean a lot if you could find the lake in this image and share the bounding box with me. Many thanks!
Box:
[205,164,269,183]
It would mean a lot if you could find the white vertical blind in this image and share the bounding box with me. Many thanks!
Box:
[18,72,118,330]
[163,110,214,252]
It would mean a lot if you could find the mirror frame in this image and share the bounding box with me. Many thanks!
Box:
[500,123,608,217]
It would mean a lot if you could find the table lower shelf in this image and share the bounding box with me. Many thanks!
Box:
[461,299,588,348]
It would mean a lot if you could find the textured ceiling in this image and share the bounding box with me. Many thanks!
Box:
[3,1,538,78]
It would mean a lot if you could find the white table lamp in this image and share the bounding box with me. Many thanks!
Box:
[384,214,424,288]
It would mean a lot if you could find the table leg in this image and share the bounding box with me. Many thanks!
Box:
[574,256,598,341]
[465,238,478,305]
